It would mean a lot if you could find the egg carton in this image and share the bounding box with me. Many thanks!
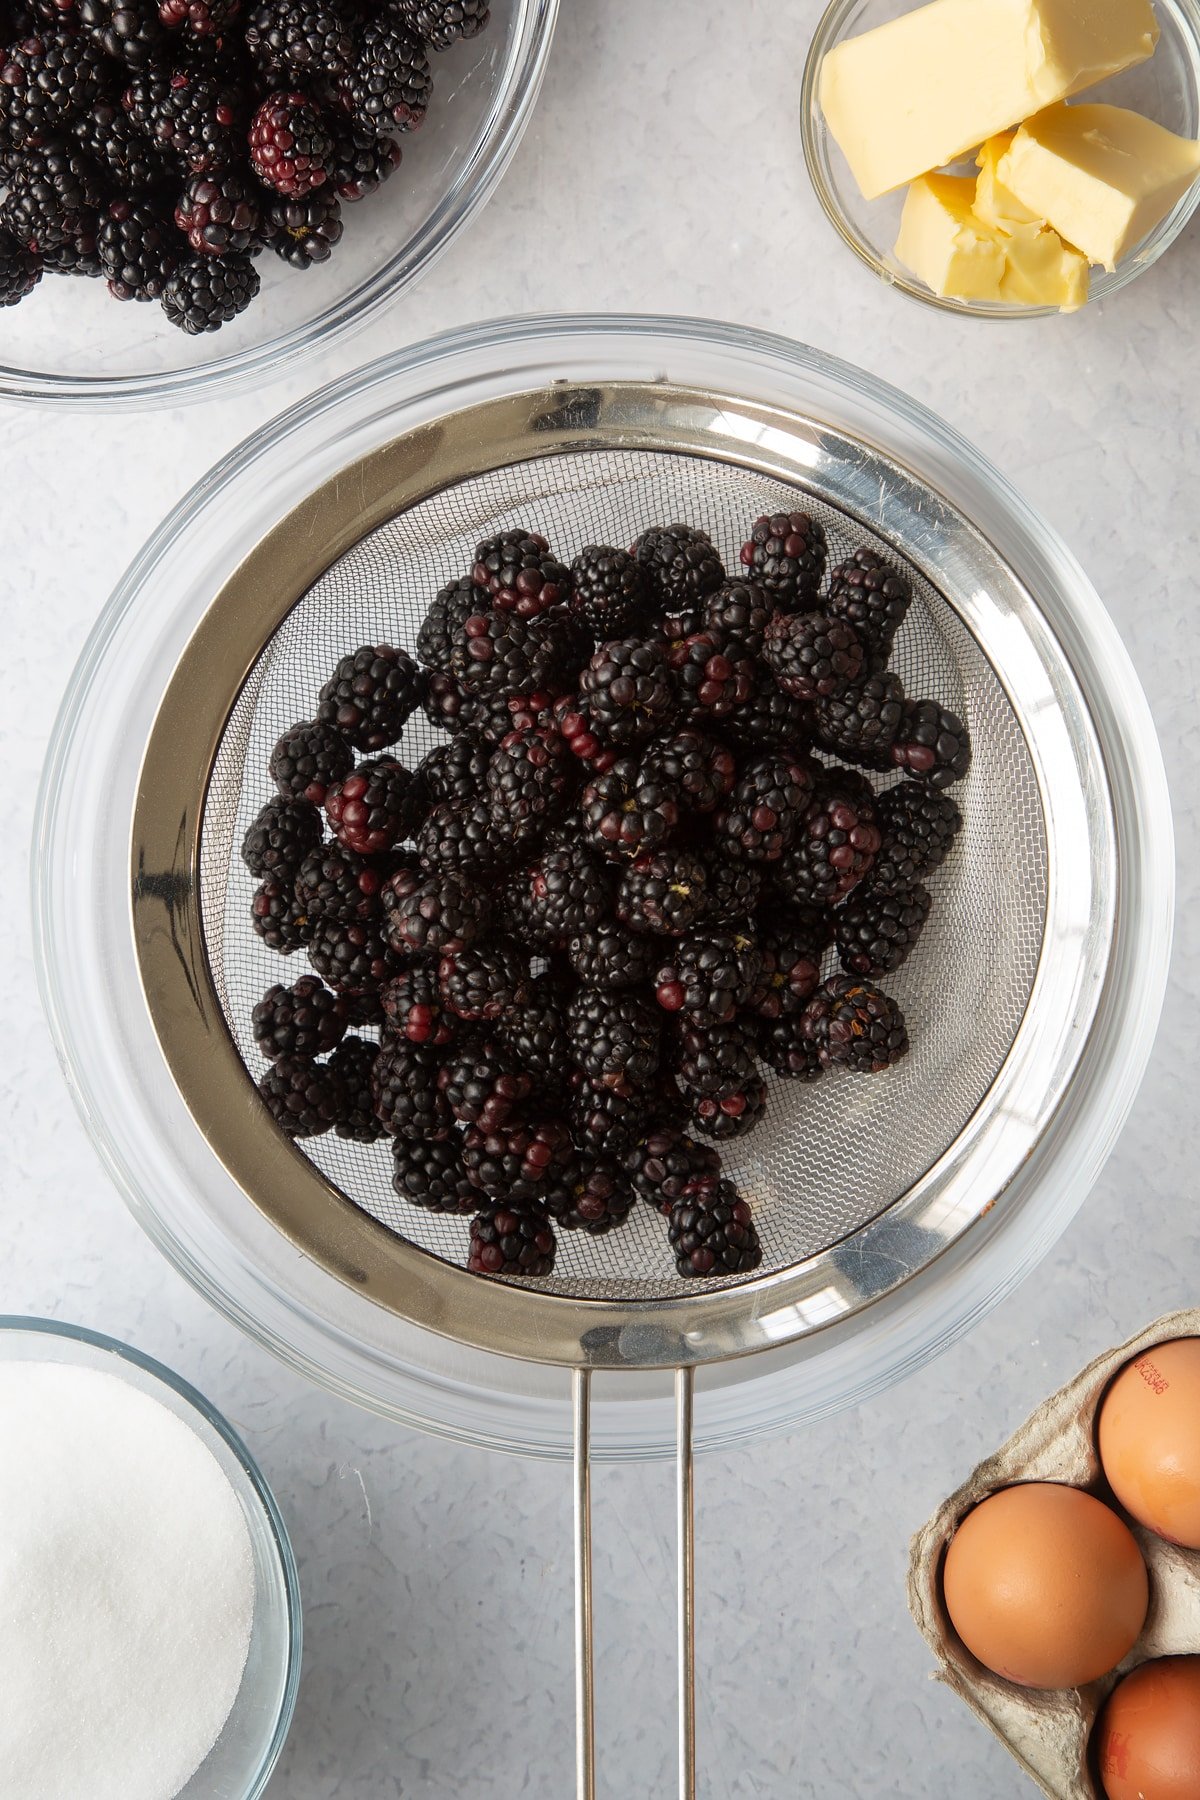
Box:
[908,1310,1200,1799]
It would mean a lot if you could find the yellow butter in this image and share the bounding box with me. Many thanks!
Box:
[975,133,1041,230]
[1000,223,1090,308]
[818,0,1158,201]
[998,102,1200,269]
[894,174,1006,300]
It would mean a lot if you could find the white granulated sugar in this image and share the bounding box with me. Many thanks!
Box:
[0,1360,255,1800]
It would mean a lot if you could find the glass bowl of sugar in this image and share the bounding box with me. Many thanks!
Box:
[0,1317,300,1800]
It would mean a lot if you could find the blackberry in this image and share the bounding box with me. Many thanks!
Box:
[872,782,962,889]
[880,698,972,788]
[689,1076,768,1141]
[486,725,574,823]
[578,636,675,745]
[835,881,930,977]
[567,988,661,1090]
[714,751,814,862]
[251,875,313,953]
[472,529,571,619]
[416,795,533,880]
[668,1181,763,1276]
[551,1155,635,1236]
[815,671,905,764]
[800,974,909,1072]
[420,671,496,738]
[264,187,342,264]
[307,915,402,993]
[372,1038,452,1139]
[328,1034,386,1141]
[449,608,567,699]
[416,574,484,671]
[77,0,164,62]
[0,31,111,146]
[175,170,261,255]
[697,853,761,927]
[329,119,401,200]
[754,1013,824,1082]
[241,795,322,879]
[580,760,679,861]
[249,89,333,195]
[146,65,245,171]
[521,844,608,941]
[317,642,423,751]
[382,864,490,953]
[721,674,814,753]
[640,728,734,815]
[160,250,259,329]
[762,610,866,702]
[244,0,355,79]
[416,734,489,808]
[462,1114,574,1200]
[623,1125,720,1215]
[496,975,571,1087]
[666,626,755,722]
[738,511,827,610]
[75,103,176,195]
[752,906,831,1016]
[567,1073,654,1154]
[252,974,346,1060]
[269,719,353,804]
[325,757,422,855]
[569,545,649,640]
[634,523,725,615]
[257,1052,343,1137]
[345,14,430,133]
[397,0,489,49]
[439,1036,532,1131]
[97,195,178,299]
[5,139,103,269]
[468,1202,556,1278]
[439,938,529,1022]
[380,963,455,1044]
[566,921,656,991]
[673,1018,757,1100]
[0,223,40,302]
[827,547,912,669]
[616,848,707,936]
[653,929,763,1027]
[703,580,773,654]
[775,772,881,906]
[295,841,381,922]
[553,694,617,773]
[393,1134,475,1213]
[158,0,241,33]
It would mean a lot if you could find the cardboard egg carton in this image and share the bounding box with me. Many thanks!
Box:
[908,1310,1200,1799]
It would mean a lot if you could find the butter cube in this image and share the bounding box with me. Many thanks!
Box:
[975,134,1041,231]
[1000,223,1090,308]
[999,102,1200,269]
[894,174,1006,300]
[818,0,1159,201]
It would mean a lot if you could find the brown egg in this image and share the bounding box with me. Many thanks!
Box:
[1096,1657,1200,1800]
[1099,1338,1200,1549]
[942,1482,1148,1689]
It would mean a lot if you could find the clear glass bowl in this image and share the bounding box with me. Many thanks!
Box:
[0,1317,301,1798]
[0,0,556,406]
[801,0,1200,317]
[32,315,1174,1459]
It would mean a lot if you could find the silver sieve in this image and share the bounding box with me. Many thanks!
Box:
[131,376,1114,1797]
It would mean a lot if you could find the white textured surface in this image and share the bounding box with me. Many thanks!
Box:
[4,1,1199,1794]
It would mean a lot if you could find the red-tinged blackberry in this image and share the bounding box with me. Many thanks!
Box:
[580,760,679,862]
[550,1155,634,1235]
[269,719,353,804]
[463,1114,574,1200]
[633,523,726,616]
[801,974,909,1073]
[325,757,421,856]
[622,1125,720,1215]
[578,636,675,746]
[4,137,102,266]
[295,841,382,924]
[416,795,535,880]
[440,938,529,1022]
[316,642,423,751]
[566,921,656,991]
[0,223,41,300]
[372,1038,452,1139]
[175,169,261,254]
[439,1036,532,1131]
[879,698,971,788]
[468,1202,556,1278]
[450,608,567,700]
[74,103,175,196]
[486,725,574,824]
[567,988,661,1090]
[640,728,734,815]
[96,195,178,299]
[380,963,454,1044]
[616,848,707,937]
[258,1051,343,1137]
[78,0,164,62]
[381,864,490,954]
[393,1134,475,1212]
[673,1018,757,1101]
[690,1077,768,1141]
[397,0,488,49]
[668,1180,763,1276]
[249,89,333,194]
[826,546,912,669]
[0,32,112,147]
[775,773,881,906]
[244,0,355,79]
[416,574,483,672]
[815,671,905,765]
[161,250,259,331]
[521,844,608,942]
[762,610,866,702]
[307,913,403,993]
[653,929,763,1028]
[752,905,831,1017]
[498,979,572,1089]
[697,853,761,927]
[553,694,617,772]
[754,1013,824,1081]
[703,579,773,654]
[835,881,930,978]
[252,875,313,953]
[329,119,401,199]
[739,511,827,610]
[567,1072,653,1154]
[241,794,322,879]
[872,781,961,889]
[158,0,241,34]
[666,626,756,722]
[472,528,571,619]
[345,14,429,133]
[416,734,489,808]
[328,1034,386,1141]
[253,973,347,1060]
[714,751,814,862]
[264,187,342,263]
[569,545,649,640]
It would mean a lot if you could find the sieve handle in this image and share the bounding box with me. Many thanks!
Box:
[676,1365,697,1800]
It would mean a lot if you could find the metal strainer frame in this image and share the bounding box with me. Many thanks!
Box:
[130,375,1117,1797]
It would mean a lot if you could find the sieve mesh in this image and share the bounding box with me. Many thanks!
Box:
[199,447,1047,1302]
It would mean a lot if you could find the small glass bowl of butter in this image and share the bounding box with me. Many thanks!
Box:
[801,0,1200,316]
